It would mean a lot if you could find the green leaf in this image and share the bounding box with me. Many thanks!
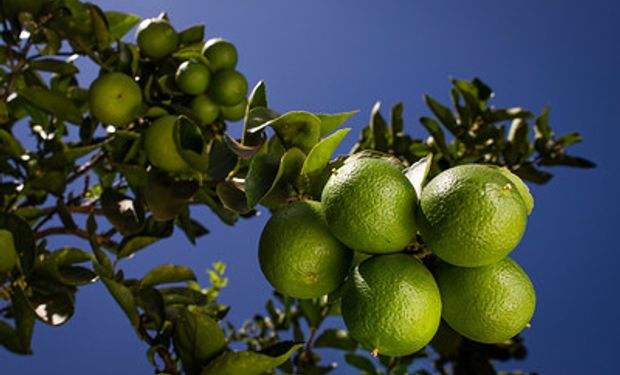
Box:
[370,101,389,151]
[118,217,174,258]
[176,208,210,245]
[0,229,20,273]
[486,107,534,123]
[0,129,25,157]
[174,308,227,374]
[318,111,358,137]
[242,107,279,146]
[261,147,306,208]
[540,155,596,168]
[390,102,404,135]
[403,154,433,198]
[216,181,251,214]
[105,11,141,41]
[223,131,265,159]
[505,119,531,165]
[424,95,457,132]
[344,353,377,375]
[136,287,165,331]
[30,59,79,75]
[141,265,197,287]
[253,111,321,153]
[314,329,358,351]
[556,132,583,147]
[101,277,140,330]
[299,128,350,195]
[248,81,268,110]
[38,247,95,286]
[245,153,281,208]
[193,186,238,225]
[534,105,552,141]
[18,87,82,124]
[30,287,75,326]
[179,25,205,45]
[452,79,483,114]
[514,164,552,184]
[419,117,451,160]
[0,213,35,275]
[89,4,110,51]
[12,287,35,354]
[101,188,144,236]
[174,116,210,173]
[0,101,8,124]
[0,320,22,354]
[173,43,209,64]
[160,287,208,306]
[201,341,304,375]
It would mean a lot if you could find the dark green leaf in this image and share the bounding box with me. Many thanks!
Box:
[179,25,205,45]
[390,102,404,135]
[101,188,144,236]
[424,95,457,132]
[160,287,208,306]
[12,287,35,354]
[486,107,534,123]
[504,119,531,165]
[248,81,268,110]
[101,277,140,330]
[242,107,279,146]
[0,320,22,354]
[370,101,389,151]
[141,264,197,287]
[89,4,110,51]
[0,101,8,124]
[452,79,483,114]
[534,105,552,141]
[540,155,596,168]
[315,329,358,351]
[30,287,75,326]
[0,213,35,275]
[201,341,304,375]
[136,287,165,331]
[38,247,95,286]
[344,353,377,375]
[261,147,306,208]
[56,199,77,230]
[0,229,20,273]
[118,218,174,258]
[176,207,209,245]
[18,87,82,124]
[419,117,451,160]
[318,111,358,137]
[105,11,141,41]
[514,164,552,184]
[174,116,209,173]
[216,181,251,214]
[245,153,280,208]
[556,132,583,147]
[174,308,227,374]
[207,137,238,181]
[0,129,25,157]
[193,186,238,225]
[30,59,79,75]
[472,77,493,102]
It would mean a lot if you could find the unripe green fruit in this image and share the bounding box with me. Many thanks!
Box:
[143,116,193,173]
[175,60,210,95]
[209,70,248,106]
[202,38,238,72]
[220,99,247,122]
[136,18,179,59]
[88,72,142,126]
[190,94,220,125]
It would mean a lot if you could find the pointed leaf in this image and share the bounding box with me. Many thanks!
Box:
[174,309,227,374]
[216,181,251,214]
[390,102,404,135]
[424,95,457,132]
[105,11,141,41]
[101,277,140,330]
[252,111,321,153]
[179,25,205,45]
[344,353,377,374]
[419,117,451,160]
[486,107,534,123]
[18,87,82,124]
[89,4,110,51]
[315,329,358,351]
[201,341,304,375]
[403,154,433,198]
[0,229,20,273]
[223,132,265,159]
[0,320,22,354]
[0,129,25,157]
[299,128,350,195]
[30,59,79,75]
[248,81,268,110]
[261,147,306,208]
[12,287,35,354]
[370,101,389,151]
[101,188,144,236]
[245,153,280,208]
[30,288,75,326]
[0,213,35,275]
[318,111,358,137]
[141,265,197,287]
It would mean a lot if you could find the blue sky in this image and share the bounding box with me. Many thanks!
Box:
[1,1,619,374]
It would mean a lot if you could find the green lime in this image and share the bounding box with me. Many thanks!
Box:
[258,200,353,299]
[220,99,247,122]
[417,164,528,267]
[322,156,418,254]
[209,70,248,106]
[488,165,534,215]
[341,253,442,356]
[88,72,142,126]
[136,18,179,59]
[202,38,238,72]
[190,94,220,125]
[143,115,193,173]
[175,60,210,95]
[435,258,536,344]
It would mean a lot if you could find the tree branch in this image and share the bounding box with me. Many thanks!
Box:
[35,226,116,248]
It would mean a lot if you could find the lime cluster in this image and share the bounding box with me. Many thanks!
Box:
[86,15,251,221]
[258,156,537,357]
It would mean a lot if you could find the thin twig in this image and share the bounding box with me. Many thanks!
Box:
[35,226,116,247]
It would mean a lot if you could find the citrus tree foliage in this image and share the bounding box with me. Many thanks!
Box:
[0,1,594,374]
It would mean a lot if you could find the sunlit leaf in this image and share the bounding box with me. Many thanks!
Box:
[318,111,358,137]
[18,87,83,124]
[403,154,433,198]
[101,277,140,330]
[174,308,227,374]
[201,341,303,375]
[141,264,197,287]
[105,11,141,41]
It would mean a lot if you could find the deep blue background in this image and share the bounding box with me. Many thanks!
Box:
[1,1,618,373]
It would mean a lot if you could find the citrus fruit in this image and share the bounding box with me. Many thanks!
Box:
[202,38,238,72]
[175,60,210,95]
[143,115,193,173]
[341,253,442,356]
[321,156,418,254]
[135,18,179,59]
[490,165,534,215]
[220,99,247,122]
[434,257,536,344]
[88,72,142,126]
[417,164,527,267]
[190,94,220,125]
[208,70,248,106]
[258,200,353,299]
